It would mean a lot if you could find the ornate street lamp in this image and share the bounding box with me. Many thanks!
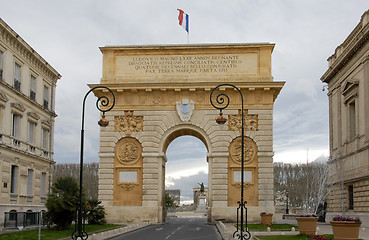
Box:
[72,86,115,240]
[210,83,250,240]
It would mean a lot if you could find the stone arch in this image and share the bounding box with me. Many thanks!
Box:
[159,124,213,154]
[96,43,283,224]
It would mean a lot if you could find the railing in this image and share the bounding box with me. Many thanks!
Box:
[14,80,21,91]
[43,100,48,109]
[0,134,52,159]
[30,91,36,101]
[3,211,45,229]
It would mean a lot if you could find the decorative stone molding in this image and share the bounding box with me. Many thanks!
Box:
[0,90,9,105]
[41,119,51,128]
[176,98,194,122]
[342,79,359,103]
[228,110,258,131]
[115,111,143,135]
[11,102,26,113]
[27,111,40,121]
[118,183,137,191]
[233,182,253,189]
[116,137,142,165]
[229,137,257,164]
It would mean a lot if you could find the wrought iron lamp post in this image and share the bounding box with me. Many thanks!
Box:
[210,83,250,240]
[72,86,115,240]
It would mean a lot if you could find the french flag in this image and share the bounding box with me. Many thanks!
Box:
[177,9,189,33]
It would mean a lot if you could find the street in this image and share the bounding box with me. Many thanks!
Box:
[109,217,222,240]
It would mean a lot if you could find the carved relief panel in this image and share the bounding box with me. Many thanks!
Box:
[113,137,143,206]
[227,136,258,206]
[228,110,258,132]
[115,111,143,136]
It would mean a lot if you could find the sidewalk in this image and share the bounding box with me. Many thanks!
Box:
[216,219,369,240]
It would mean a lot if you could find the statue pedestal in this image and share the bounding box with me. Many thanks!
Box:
[195,196,207,213]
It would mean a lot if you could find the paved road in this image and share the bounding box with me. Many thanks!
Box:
[109,217,222,240]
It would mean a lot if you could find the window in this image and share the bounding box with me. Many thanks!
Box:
[9,210,17,221]
[10,165,18,194]
[41,172,46,196]
[28,121,35,145]
[12,114,20,138]
[30,75,36,101]
[348,185,354,210]
[0,50,3,80]
[43,86,49,109]
[14,63,21,91]
[27,169,33,195]
[42,128,49,150]
[349,101,356,139]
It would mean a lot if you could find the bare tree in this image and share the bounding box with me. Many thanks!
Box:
[274,160,329,214]
[53,163,99,199]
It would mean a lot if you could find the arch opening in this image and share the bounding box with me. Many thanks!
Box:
[165,135,208,206]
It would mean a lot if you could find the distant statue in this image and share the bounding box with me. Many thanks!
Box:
[198,183,204,194]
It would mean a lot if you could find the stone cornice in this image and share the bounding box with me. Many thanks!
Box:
[321,10,369,83]
[0,18,61,83]
[100,43,275,52]
[89,81,285,92]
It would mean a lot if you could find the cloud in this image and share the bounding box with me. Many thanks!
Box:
[2,1,369,168]
[166,171,208,204]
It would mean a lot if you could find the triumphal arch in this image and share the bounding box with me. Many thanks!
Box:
[91,43,284,223]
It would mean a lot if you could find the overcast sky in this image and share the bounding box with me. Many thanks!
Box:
[2,1,369,204]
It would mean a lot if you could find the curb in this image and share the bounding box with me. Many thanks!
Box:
[60,223,151,240]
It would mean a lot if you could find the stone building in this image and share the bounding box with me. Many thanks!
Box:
[94,43,284,224]
[321,10,369,226]
[0,18,61,227]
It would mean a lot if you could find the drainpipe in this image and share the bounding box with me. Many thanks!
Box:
[48,78,55,194]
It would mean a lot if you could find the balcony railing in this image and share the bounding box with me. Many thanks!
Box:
[43,100,48,109]
[30,91,36,101]
[0,134,51,159]
[14,80,21,91]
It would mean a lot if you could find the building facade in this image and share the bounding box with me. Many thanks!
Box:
[0,18,61,227]
[321,10,369,226]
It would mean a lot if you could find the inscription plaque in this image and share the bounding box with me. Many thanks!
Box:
[234,170,252,183]
[115,53,258,79]
[119,171,138,182]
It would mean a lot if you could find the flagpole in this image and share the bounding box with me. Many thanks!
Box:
[187,32,189,44]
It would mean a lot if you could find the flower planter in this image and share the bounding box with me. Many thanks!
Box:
[296,217,318,235]
[260,213,273,225]
[330,221,361,240]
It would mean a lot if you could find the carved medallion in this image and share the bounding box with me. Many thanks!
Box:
[115,111,143,135]
[228,110,258,131]
[176,98,194,122]
[116,138,142,165]
[229,137,257,164]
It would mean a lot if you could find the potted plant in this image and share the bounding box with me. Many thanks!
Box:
[330,215,361,240]
[260,212,273,226]
[295,214,319,235]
